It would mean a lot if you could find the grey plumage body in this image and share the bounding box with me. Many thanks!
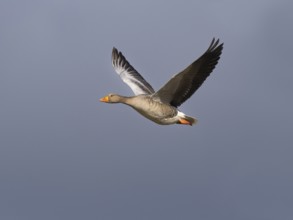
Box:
[125,95,178,125]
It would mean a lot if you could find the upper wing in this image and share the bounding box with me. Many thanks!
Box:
[112,47,155,95]
[153,38,223,107]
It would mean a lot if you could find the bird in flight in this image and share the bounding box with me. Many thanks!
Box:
[100,38,223,126]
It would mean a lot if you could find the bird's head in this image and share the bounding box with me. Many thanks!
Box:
[99,93,122,103]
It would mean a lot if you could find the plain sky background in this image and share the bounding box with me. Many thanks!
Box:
[1,0,293,219]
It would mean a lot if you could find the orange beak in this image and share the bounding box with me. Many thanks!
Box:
[99,96,109,102]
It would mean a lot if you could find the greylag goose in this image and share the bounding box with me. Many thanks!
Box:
[100,38,223,126]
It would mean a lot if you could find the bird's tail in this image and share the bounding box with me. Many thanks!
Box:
[177,112,198,126]
[184,115,197,125]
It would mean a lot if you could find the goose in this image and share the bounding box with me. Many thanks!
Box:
[100,38,223,126]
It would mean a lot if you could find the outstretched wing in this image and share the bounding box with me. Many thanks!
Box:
[112,47,155,95]
[153,38,223,107]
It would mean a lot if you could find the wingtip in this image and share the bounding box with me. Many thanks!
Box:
[208,37,224,52]
[112,47,118,54]
[112,47,120,65]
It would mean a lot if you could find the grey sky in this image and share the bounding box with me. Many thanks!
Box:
[1,0,293,219]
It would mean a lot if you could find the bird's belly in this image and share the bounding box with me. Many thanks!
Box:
[132,105,178,125]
